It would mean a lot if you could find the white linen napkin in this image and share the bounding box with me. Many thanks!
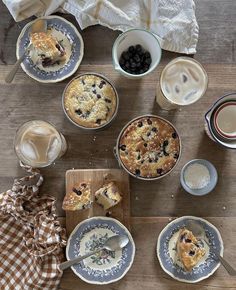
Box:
[2,0,199,54]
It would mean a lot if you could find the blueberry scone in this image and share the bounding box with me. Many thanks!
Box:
[177,228,205,271]
[30,31,66,67]
[95,182,122,210]
[62,182,92,211]
[118,116,180,178]
[63,74,117,128]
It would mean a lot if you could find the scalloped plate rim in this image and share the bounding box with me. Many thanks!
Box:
[66,216,135,285]
[16,15,84,83]
[156,216,224,283]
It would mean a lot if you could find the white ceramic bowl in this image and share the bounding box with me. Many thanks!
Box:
[112,29,162,79]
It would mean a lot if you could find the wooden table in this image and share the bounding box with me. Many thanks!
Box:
[1,1,236,289]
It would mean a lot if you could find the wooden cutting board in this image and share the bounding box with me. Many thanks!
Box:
[65,169,130,235]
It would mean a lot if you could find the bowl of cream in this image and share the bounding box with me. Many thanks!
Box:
[180,159,218,196]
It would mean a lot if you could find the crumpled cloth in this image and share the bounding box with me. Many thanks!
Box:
[2,0,199,54]
[0,163,67,290]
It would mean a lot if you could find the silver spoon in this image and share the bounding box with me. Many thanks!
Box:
[58,234,129,271]
[186,219,236,276]
[5,19,47,83]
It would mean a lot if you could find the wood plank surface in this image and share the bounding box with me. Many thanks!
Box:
[65,169,130,235]
[59,217,236,290]
[0,0,236,289]
[0,63,235,218]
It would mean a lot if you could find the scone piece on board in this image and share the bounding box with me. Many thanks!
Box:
[176,228,205,271]
[95,182,122,210]
[62,182,92,211]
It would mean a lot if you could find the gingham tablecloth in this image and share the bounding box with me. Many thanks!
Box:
[0,163,67,290]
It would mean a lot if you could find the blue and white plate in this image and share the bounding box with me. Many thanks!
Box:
[16,16,84,83]
[157,216,223,283]
[66,217,135,284]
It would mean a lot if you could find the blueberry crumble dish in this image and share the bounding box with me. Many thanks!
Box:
[30,32,66,67]
[118,116,180,179]
[62,182,92,211]
[177,228,206,271]
[63,74,117,128]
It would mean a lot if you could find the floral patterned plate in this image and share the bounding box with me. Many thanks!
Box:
[157,216,224,283]
[16,16,84,83]
[66,217,135,284]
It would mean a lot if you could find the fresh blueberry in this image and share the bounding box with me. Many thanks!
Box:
[145,57,152,65]
[119,57,125,66]
[144,51,151,59]
[128,45,135,53]
[135,44,142,52]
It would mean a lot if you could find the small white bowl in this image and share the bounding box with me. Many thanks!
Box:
[180,159,218,196]
[112,29,162,79]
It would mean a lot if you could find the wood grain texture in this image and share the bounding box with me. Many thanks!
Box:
[0,0,236,289]
[0,63,235,218]
[65,169,130,234]
[59,217,236,290]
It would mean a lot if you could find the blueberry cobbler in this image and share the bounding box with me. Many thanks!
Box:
[177,229,205,271]
[30,32,66,67]
[63,74,117,128]
[118,116,180,178]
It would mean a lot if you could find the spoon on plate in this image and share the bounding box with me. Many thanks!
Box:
[186,219,236,276]
[58,234,129,271]
[5,19,47,83]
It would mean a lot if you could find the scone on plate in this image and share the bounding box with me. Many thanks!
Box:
[30,31,66,67]
[62,182,92,211]
[177,228,205,271]
[95,182,122,210]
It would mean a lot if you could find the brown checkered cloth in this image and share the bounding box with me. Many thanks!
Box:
[0,163,67,290]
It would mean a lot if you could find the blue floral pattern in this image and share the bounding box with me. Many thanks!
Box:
[67,217,135,284]
[16,16,83,82]
[157,216,224,283]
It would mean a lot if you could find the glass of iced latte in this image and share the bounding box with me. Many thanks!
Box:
[14,120,67,168]
[156,57,208,110]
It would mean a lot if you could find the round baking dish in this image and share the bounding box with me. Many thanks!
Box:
[114,115,182,180]
[62,73,119,130]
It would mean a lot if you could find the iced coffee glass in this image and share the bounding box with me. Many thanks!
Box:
[156,57,208,110]
[14,120,67,168]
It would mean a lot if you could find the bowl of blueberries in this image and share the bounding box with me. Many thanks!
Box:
[112,28,162,78]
